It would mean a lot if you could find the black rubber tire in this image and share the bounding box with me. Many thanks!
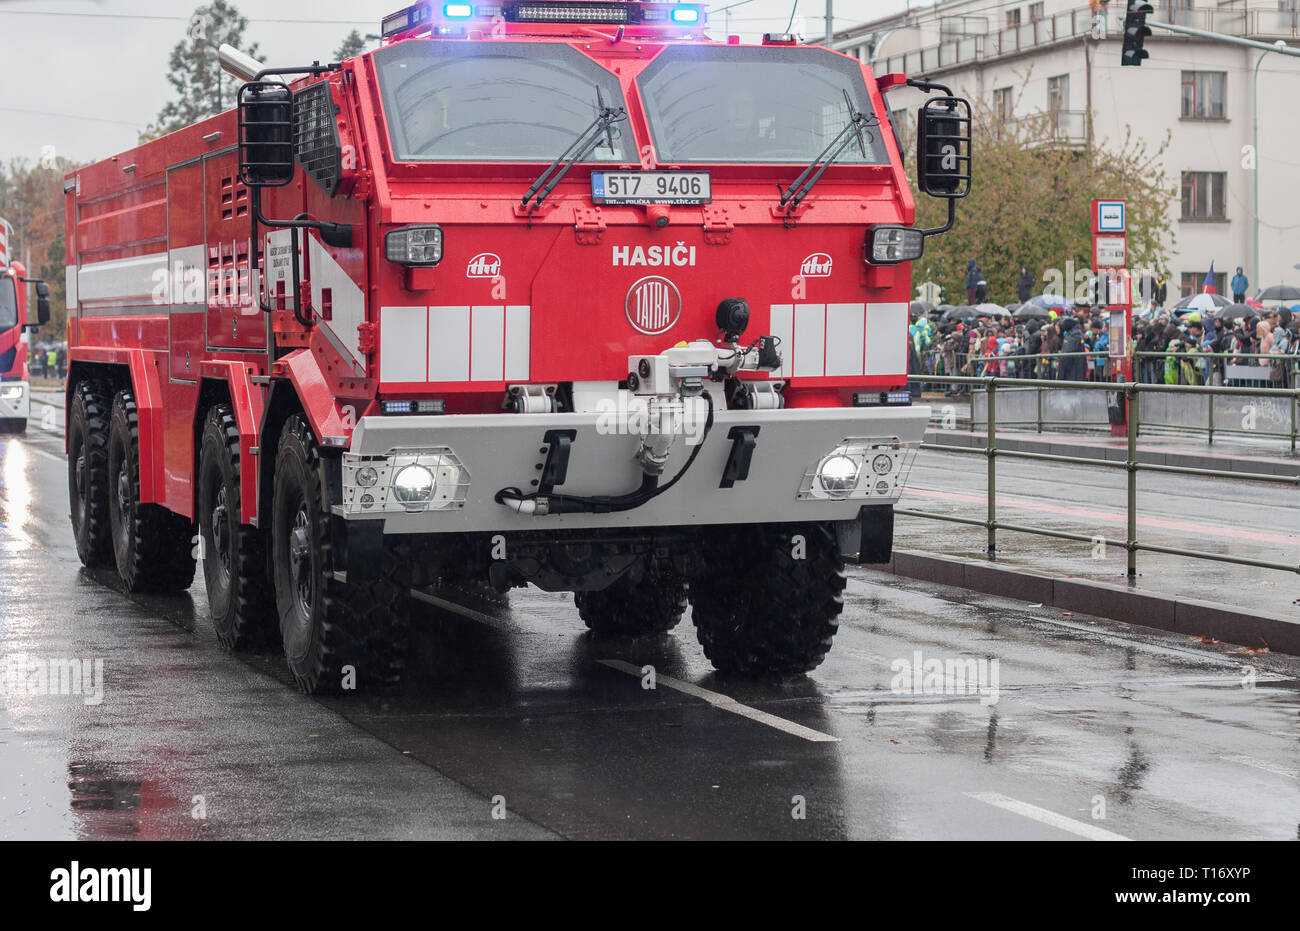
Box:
[67,380,113,569]
[106,390,198,593]
[0,418,26,434]
[689,523,845,676]
[198,404,277,651]
[574,567,686,635]
[270,415,409,694]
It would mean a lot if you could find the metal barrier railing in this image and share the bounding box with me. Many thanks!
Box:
[918,350,1300,446]
[902,375,1300,579]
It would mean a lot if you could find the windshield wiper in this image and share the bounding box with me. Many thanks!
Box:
[522,87,627,218]
[778,90,876,220]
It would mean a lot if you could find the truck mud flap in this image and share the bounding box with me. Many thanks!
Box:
[835,504,894,564]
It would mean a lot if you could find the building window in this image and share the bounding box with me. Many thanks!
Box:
[1006,8,1022,27]
[1181,171,1227,220]
[1181,271,1226,297]
[1169,0,1194,9]
[1181,71,1226,119]
[993,86,1014,122]
[1047,74,1069,112]
[1029,2,1044,19]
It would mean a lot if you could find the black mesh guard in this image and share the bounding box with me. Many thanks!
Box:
[294,81,343,197]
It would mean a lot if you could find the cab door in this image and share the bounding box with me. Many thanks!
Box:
[167,160,205,381]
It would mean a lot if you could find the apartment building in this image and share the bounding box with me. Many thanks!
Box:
[827,1,1300,297]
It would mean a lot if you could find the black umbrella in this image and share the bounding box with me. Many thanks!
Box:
[1012,304,1050,319]
[1256,284,1300,302]
[941,305,977,322]
[909,300,935,317]
[1171,292,1231,314]
[1213,302,1256,321]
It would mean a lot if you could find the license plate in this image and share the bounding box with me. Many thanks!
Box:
[591,171,711,205]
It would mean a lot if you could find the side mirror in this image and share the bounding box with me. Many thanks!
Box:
[916,96,971,198]
[238,81,295,187]
[32,280,51,326]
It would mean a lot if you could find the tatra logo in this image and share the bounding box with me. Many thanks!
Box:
[800,253,833,277]
[625,275,681,335]
[613,243,697,267]
[467,253,502,278]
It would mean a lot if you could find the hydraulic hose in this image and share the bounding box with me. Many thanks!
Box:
[495,393,714,515]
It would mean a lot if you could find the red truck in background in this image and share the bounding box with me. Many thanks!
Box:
[64,1,971,694]
[0,217,53,433]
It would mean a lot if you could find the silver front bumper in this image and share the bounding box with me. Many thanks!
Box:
[0,383,30,422]
[337,404,928,534]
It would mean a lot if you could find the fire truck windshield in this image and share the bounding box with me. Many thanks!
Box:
[636,45,888,165]
[0,278,17,332]
[375,41,636,163]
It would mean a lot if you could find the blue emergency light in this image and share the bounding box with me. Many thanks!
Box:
[670,5,700,23]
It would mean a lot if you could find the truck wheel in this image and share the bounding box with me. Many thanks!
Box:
[68,380,113,569]
[689,523,845,676]
[574,568,686,635]
[106,390,198,593]
[270,415,409,694]
[199,404,277,651]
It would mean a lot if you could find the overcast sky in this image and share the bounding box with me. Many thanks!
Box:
[0,0,910,166]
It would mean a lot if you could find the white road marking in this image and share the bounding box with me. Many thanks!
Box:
[409,587,517,633]
[1221,755,1298,779]
[965,791,1130,841]
[598,658,840,743]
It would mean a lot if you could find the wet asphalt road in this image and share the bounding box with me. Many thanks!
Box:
[2,397,1298,840]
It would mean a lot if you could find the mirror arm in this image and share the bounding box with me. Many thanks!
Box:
[249,188,350,326]
[906,78,954,96]
[253,62,342,82]
[917,198,955,239]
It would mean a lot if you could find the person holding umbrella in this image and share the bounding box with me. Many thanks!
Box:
[1231,266,1249,303]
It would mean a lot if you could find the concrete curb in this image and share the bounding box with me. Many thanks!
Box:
[923,429,1300,479]
[883,549,1299,655]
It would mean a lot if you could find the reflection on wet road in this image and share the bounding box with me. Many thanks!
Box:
[2,424,1298,840]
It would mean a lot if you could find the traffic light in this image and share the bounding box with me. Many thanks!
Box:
[1121,0,1153,66]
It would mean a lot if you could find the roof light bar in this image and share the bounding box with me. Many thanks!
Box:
[380,0,705,37]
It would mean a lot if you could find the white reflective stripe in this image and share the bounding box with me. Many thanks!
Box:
[793,303,825,377]
[380,304,531,384]
[769,302,906,379]
[769,304,793,378]
[168,244,206,306]
[428,305,470,382]
[380,306,428,382]
[504,305,530,380]
[865,302,907,376]
[65,264,77,309]
[825,303,866,376]
[470,305,504,382]
[77,251,168,303]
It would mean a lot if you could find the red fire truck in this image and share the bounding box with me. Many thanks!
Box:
[65,1,970,693]
[0,218,52,433]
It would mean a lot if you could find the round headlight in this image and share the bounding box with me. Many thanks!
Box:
[875,480,891,495]
[818,455,859,497]
[360,493,375,509]
[356,466,378,487]
[392,465,435,505]
[871,454,893,475]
